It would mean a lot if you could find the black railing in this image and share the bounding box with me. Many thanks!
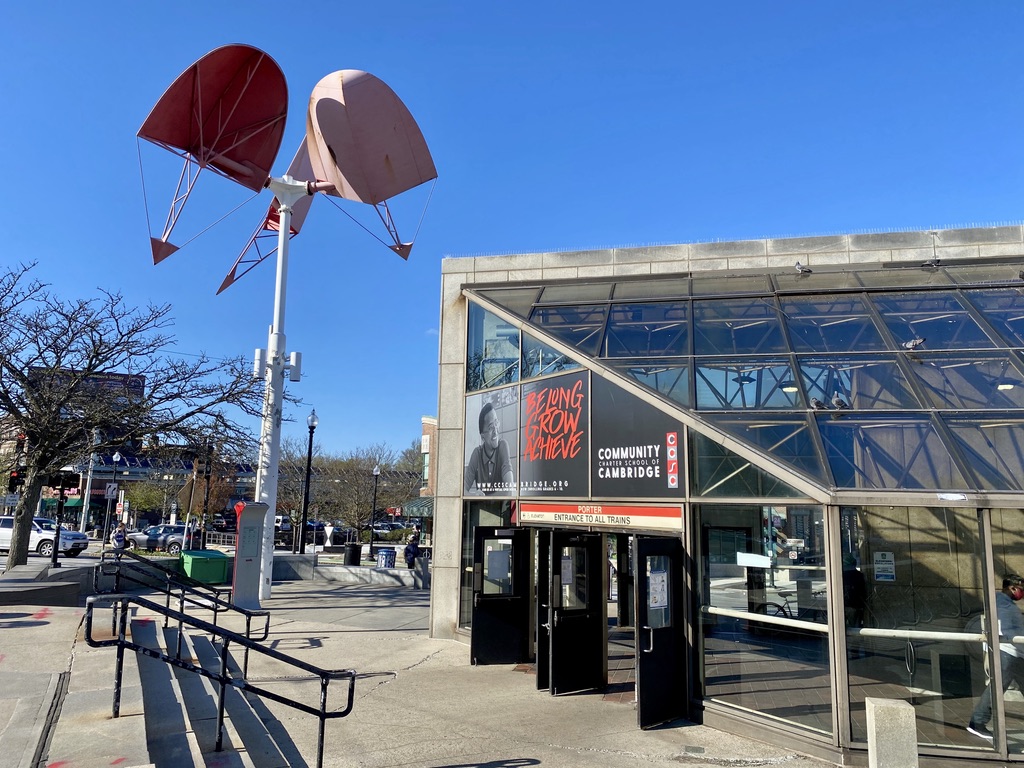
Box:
[93,549,271,673]
[85,593,356,768]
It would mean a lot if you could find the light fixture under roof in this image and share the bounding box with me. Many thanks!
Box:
[733,374,755,385]
[780,380,799,393]
[997,381,1017,391]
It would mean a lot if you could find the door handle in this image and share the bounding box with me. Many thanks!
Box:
[642,625,655,653]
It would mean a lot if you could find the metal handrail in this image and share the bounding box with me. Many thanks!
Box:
[85,593,355,768]
[93,549,271,673]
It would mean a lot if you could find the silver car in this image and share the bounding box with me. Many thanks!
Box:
[0,516,90,558]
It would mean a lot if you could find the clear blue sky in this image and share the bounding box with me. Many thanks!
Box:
[3,3,1023,456]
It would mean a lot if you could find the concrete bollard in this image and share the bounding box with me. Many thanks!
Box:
[865,697,918,768]
[413,557,431,590]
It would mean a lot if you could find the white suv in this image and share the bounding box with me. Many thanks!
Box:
[0,516,90,558]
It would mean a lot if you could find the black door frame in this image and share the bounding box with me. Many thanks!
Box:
[470,526,532,665]
[548,530,606,696]
[634,534,689,728]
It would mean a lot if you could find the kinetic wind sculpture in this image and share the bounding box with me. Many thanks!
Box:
[137,45,437,603]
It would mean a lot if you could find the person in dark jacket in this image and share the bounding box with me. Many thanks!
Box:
[403,535,421,569]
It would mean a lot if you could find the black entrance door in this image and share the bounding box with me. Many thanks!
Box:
[470,526,531,665]
[536,529,551,690]
[633,535,687,728]
[548,530,605,695]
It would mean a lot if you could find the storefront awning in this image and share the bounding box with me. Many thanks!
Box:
[399,497,433,518]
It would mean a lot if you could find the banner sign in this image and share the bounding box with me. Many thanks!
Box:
[591,376,683,499]
[517,501,682,532]
[519,371,589,497]
[464,387,520,497]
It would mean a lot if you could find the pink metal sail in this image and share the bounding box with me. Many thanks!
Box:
[306,70,436,205]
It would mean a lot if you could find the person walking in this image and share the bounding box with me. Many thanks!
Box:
[109,522,127,559]
[968,574,1024,740]
[403,535,421,570]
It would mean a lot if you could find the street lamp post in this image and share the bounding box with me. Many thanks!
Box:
[368,465,381,558]
[102,451,122,553]
[299,409,318,555]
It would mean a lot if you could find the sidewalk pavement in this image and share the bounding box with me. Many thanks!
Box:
[0,576,836,768]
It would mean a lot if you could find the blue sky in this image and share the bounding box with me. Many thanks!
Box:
[3,3,1023,456]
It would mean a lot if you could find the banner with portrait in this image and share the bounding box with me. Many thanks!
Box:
[464,387,520,497]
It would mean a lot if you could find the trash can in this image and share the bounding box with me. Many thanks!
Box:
[180,550,230,584]
[344,541,362,566]
[376,549,396,568]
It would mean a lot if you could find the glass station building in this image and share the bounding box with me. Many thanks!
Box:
[429,226,1024,765]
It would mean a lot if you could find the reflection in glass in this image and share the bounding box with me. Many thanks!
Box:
[960,287,1024,348]
[945,419,1024,492]
[782,295,887,352]
[459,500,514,628]
[798,357,921,410]
[466,302,520,392]
[698,504,831,735]
[695,360,799,409]
[818,415,968,490]
[691,432,807,497]
[558,546,588,609]
[528,304,608,356]
[873,292,997,351]
[702,415,827,484]
[912,355,1024,410]
[843,505,988,751]
[692,298,788,356]
[604,302,689,357]
[610,359,690,407]
[521,333,581,380]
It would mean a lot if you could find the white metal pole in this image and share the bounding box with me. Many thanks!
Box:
[254,175,310,602]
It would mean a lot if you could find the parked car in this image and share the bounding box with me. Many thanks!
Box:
[211,513,237,532]
[126,524,196,556]
[0,516,90,558]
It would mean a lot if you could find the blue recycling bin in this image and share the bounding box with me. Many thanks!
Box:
[376,549,396,568]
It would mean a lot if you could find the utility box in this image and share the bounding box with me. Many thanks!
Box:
[180,550,230,584]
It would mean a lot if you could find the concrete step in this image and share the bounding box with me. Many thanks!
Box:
[42,607,154,768]
[166,626,290,768]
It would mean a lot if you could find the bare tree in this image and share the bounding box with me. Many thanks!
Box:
[0,263,264,569]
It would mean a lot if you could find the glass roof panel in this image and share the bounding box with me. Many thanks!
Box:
[692,298,788,355]
[872,291,998,351]
[817,415,968,490]
[855,269,954,289]
[702,414,828,483]
[782,295,887,352]
[961,288,1024,348]
[798,356,922,410]
[472,287,541,319]
[944,417,1024,491]
[538,283,613,303]
[604,302,689,357]
[695,360,801,409]
[528,304,608,356]
[908,354,1024,409]
[947,265,1024,287]
[608,359,690,407]
[612,278,690,300]
[691,274,771,295]
[521,333,582,380]
[774,271,864,292]
[690,431,808,497]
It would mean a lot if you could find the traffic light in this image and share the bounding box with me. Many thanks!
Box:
[46,472,81,489]
[8,470,24,493]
